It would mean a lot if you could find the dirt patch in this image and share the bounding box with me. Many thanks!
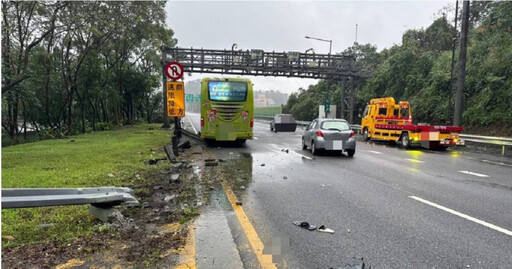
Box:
[1,140,210,269]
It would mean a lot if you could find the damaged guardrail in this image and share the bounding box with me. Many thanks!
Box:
[1,187,139,209]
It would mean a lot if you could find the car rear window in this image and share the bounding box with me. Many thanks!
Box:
[321,121,350,131]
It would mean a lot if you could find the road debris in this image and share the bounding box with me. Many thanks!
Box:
[292,221,317,231]
[205,158,219,166]
[261,163,265,166]
[2,235,15,241]
[178,140,191,149]
[145,158,167,165]
[164,195,177,202]
[283,176,288,179]
[337,257,369,269]
[240,186,245,190]
[235,201,243,206]
[317,225,335,234]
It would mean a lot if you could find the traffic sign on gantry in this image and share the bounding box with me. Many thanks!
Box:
[165,61,184,80]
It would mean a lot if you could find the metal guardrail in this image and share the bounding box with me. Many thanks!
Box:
[459,134,512,155]
[1,187,139,209]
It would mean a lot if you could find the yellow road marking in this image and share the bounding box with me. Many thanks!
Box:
[221,180,277,269]
[174,224,197,269]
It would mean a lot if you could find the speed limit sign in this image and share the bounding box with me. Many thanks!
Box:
[165,61,184,80]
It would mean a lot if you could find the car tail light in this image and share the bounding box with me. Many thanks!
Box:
[250,118,254,128]
[350,130,355,138]
[201,118,204,127]
[316,130,324,137]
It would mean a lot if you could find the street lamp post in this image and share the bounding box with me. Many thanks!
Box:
[305,35,333,117]
[305,36,332,54]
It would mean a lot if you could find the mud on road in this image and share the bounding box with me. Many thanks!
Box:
[2,140,211,269]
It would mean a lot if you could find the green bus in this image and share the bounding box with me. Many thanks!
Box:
[200,77,254,144]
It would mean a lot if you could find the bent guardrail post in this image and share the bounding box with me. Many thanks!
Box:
[1,187,139,223]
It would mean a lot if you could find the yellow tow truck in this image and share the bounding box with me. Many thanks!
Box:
[361,97,464,149]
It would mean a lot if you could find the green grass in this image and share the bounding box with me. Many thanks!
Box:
[1,124,173,248]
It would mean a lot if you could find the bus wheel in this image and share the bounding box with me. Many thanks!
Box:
[400,133,411,148]
[363,128,370,141]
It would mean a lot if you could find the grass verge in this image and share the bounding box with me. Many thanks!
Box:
[1,124,173,248]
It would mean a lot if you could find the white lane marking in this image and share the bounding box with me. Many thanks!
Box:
[186,116,198,134]
[407,159,425,163]
[271,146,314,160]
[409,196,512,237]
[368,150,383,155]
[482,160,512,167]
[458,171,490,178]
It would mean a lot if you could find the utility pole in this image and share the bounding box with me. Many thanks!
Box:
[454,0,469,127]
[448,0,459,125]
[355,24,358,44]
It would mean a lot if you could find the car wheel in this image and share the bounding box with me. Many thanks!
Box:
[311,141,318,155]
[302,137,307,150]
[346,149,355,157]
[401,133,411,148]
[270,126,274,131]
[363,128,370,141]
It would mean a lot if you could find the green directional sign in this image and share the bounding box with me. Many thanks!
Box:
[185,94,201,103]
[324,99,330,113]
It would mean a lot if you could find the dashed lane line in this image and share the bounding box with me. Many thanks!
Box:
[409,196,512,237]
[458,171,490,178]
[368,150,383,155]
[407,159,425,163]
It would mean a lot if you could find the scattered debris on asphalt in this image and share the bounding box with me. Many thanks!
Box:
[283,176,288,179]
[292,221,317,231]
[317,225,335,234]
[240,186,245,190]
[261,163,265,166]
[235,201,243,206]
[336,257,369,269]
[281,148,289,153]
[204,158,219,166]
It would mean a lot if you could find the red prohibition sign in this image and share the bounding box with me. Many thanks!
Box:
[165,61,184,80]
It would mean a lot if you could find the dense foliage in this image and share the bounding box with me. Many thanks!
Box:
[2,1,176,143]
[284,1,512,135]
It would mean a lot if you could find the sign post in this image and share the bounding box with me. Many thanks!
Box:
[164,61,185,154]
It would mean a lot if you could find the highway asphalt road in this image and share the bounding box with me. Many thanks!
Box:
[184,113,512,268]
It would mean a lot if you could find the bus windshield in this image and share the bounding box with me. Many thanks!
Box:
[208,81,248,102]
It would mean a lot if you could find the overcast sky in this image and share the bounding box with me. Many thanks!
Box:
[166,1,450,94]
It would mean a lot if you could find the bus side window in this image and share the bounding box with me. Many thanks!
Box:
[378,107,387,115]
[363,106,369,117]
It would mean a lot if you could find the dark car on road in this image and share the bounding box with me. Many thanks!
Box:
[270,114,297,132]
[302,118,356,156]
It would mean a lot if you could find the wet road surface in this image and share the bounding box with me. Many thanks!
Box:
[184,113,512,268]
